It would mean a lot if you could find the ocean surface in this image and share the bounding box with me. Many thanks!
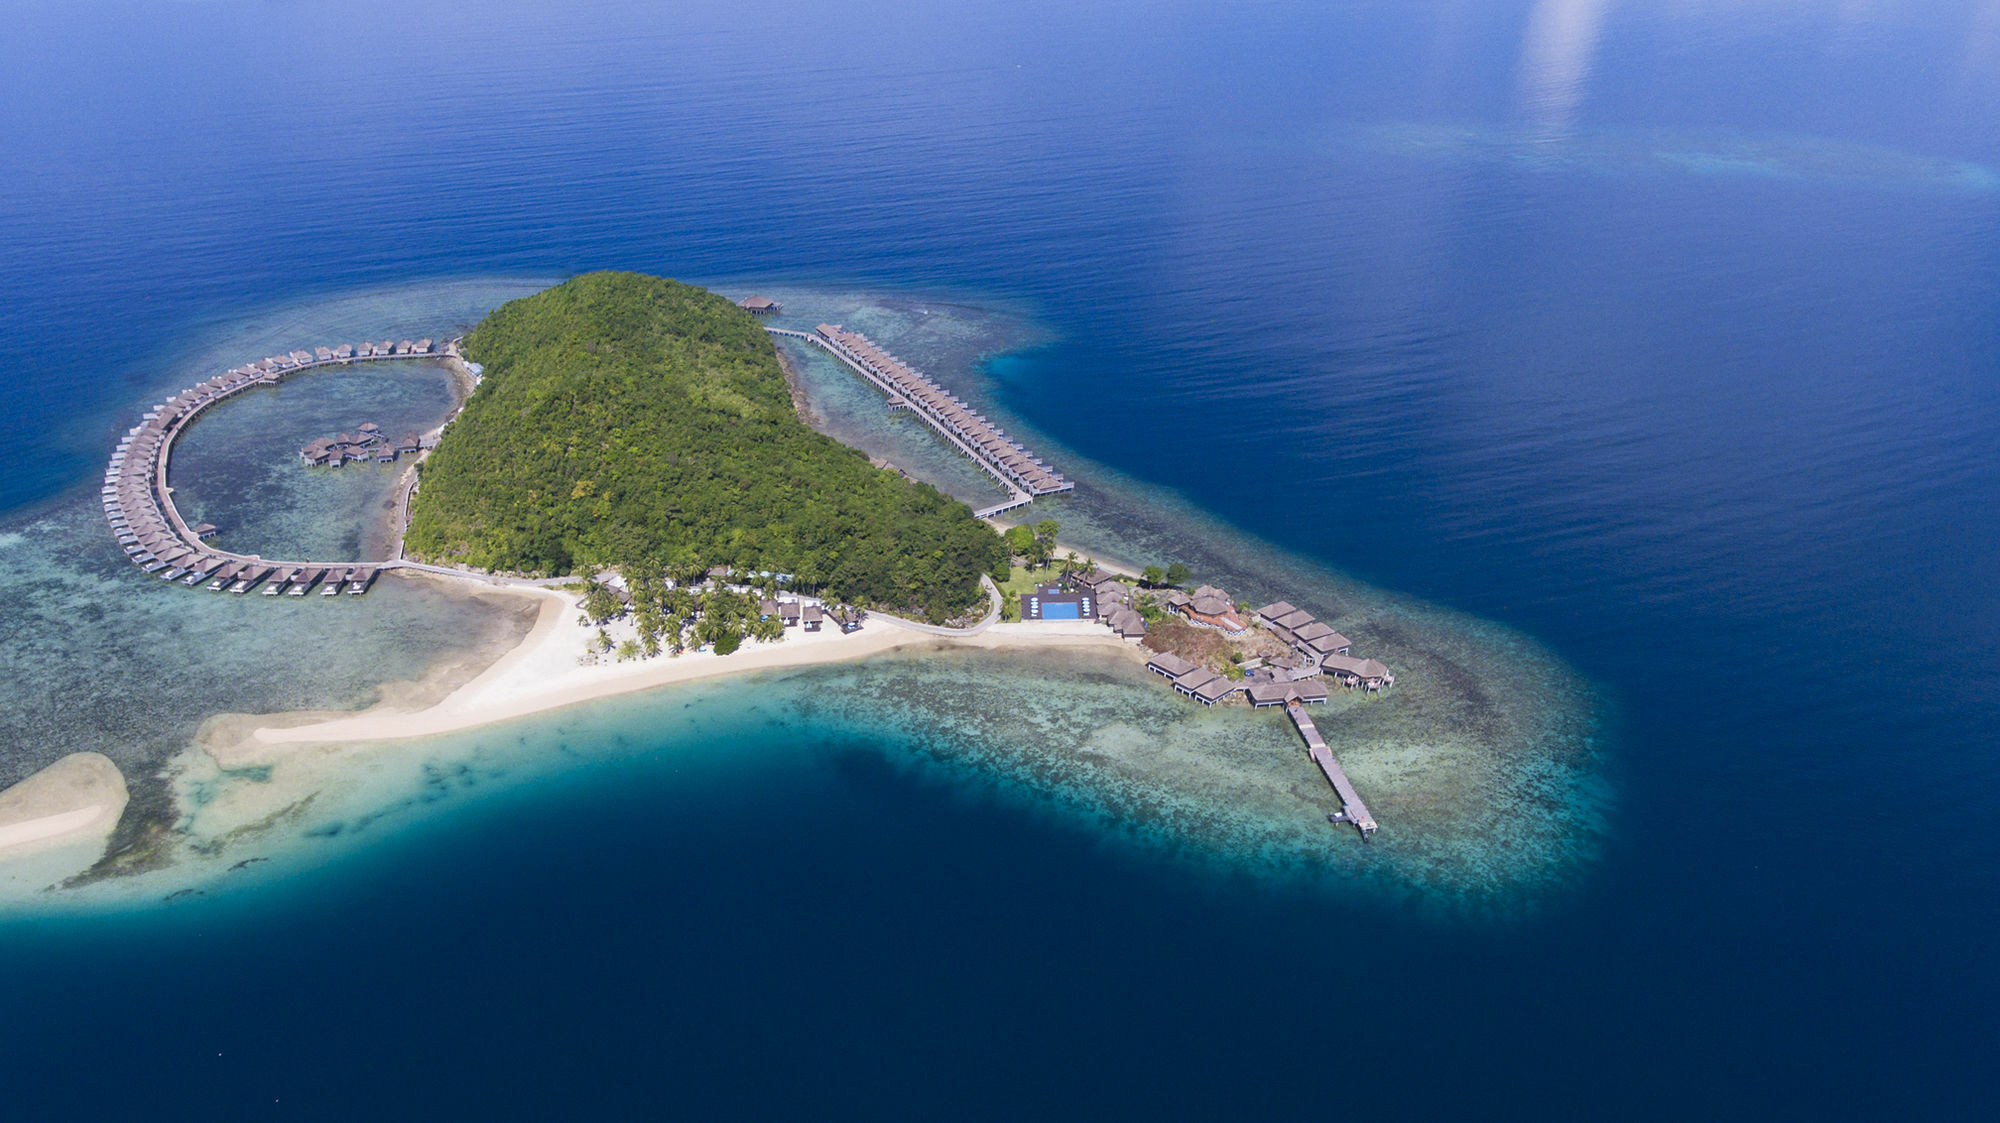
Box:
[2,0,1997,1116]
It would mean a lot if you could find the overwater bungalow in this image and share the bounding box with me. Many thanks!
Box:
[1246,680,1330,707]
[1147,652,1198,679]
[301,437,335,465]
[1321,654,1394,691]
[1194,676,1242,704]
[228,566,264,591]
[1170,666,1243,705]
[1171,667,1218,699]
[1304,630,1353,657]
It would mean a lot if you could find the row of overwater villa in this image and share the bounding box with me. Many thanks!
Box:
[101,336,463,598]
[773,324,1075,515]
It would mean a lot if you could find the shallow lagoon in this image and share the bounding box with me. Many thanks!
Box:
[169,359,463,562]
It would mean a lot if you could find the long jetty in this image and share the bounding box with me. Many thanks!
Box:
[1286,701,1378,838]
[102,338,464,599]
[767,325,1073,518]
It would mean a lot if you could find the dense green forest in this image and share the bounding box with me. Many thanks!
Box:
[404,272,1008,622]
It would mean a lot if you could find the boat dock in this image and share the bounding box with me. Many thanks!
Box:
[766,325,1073,517]
[1286,701,1377,838]
[102,338,461,599]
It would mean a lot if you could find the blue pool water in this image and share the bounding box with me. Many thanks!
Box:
[1,0,1997,1117]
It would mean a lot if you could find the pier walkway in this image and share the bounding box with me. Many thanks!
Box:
[1286,701,1378,838]
[103,339,465,599]
[766,326,1071,519]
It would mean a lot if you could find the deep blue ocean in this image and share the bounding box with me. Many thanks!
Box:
[3,0,1997,1116]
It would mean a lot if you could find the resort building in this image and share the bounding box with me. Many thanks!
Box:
[737,295,781,314]
[1105,606,1147,640]
[1176,584,1247,634]
[1076,567,1124,593]
[301,421,401,466]
[1320,654,1395,691]
[1170,667,1243,705]
[1246,680,1331,706]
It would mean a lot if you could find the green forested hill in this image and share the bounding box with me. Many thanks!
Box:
[404,272,1007,622]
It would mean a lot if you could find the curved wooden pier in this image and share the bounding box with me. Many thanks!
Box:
[767,325,1072,517]
[102,338,464,598]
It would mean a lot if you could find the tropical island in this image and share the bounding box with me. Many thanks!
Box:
[0,271,1428,893]
[259,273,1393,830]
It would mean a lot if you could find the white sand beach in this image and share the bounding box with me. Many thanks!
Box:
[234,578,1143,763]
[0,753,130,890]
[0,752,128,855]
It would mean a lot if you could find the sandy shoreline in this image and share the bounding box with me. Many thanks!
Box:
[0,753,130,892]
[223,575,1143,765]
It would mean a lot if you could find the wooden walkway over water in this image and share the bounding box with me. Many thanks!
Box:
[1286,701,1378,838]
[102,339,463,598]
[767,326,1072,518]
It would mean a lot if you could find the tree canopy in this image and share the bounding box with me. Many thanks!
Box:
[404,272,1008,622]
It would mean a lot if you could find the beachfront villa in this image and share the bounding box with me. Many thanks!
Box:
[1176,584,1248,634]
[1105,606,1146,640]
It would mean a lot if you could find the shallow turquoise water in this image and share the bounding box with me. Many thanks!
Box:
[169,360,460,561]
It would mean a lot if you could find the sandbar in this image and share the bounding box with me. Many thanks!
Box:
[0,752,131,894]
